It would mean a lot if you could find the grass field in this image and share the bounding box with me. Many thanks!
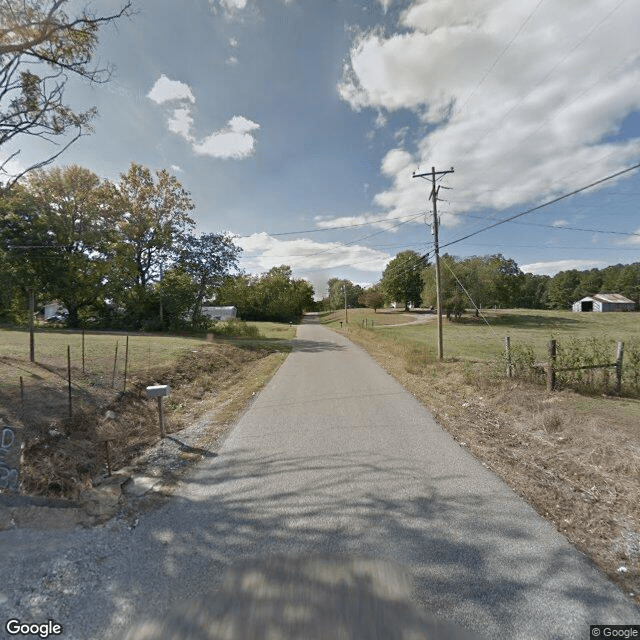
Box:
[323,308,640,361]
[0,322,296,392]
[0,322,295,499]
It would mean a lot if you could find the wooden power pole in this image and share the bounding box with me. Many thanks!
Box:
[412,166,454,360]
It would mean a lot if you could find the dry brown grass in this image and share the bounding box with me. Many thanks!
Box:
[1,342,287,500]
[340,324,640,605]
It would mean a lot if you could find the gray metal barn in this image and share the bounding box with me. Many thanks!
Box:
[572,293,635,312]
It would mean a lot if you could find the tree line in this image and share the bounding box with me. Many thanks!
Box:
[322,250,640,316]
[0,163,316,329]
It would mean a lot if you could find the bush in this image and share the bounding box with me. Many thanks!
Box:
[207,319,261,339]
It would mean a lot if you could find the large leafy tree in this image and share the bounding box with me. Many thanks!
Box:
[0,0,133,186]
[380,250,426,310]
[1,165,117,326]
[114,163,195,291]
[178,233,241,323]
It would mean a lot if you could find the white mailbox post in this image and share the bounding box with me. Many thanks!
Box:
[146,385,170,439]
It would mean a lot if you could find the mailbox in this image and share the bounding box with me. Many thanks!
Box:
[146,385,170,398]
[146,385,170,439]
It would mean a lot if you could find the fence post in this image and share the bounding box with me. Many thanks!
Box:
[615,341,624,395]
[112,340,119,388]
[547,339,557,392]
[67,345,72,418]
[505,336,512,378]
[123,335,130,393]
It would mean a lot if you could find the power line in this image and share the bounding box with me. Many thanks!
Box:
[440,161,640,251]
[456,212,640,238]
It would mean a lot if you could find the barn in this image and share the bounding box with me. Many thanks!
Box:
[201,305,237,321]
[572,293,635,313]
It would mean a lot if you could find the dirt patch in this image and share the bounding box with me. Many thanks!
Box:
[0,342,287,502]
[341,325,640,606]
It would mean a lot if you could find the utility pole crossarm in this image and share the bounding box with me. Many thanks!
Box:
[412,166,454,361]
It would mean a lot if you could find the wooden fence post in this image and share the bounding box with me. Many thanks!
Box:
[615,341,624,395]
[67,345,72,418]
[505,336,512,378]
[112,340,119,388]
[123,335,130,393]
[547,339,557,392]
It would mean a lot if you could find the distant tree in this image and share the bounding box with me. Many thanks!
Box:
[327,278,362,310]
[518,273,551,309]
[216,266,314,322]
[548,270,581,309]
[178,233,241,323]
[0,0,133,186]
[381,250,426,310]
[358,288,384,312]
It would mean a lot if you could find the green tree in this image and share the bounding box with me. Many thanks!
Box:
[358,287,384,312]
[113,164,195,324]
[178,233,241,323]
[548,270,581,309]
[0,166,116,326]
[216,266,314,322]
[0,0,133,185]
[381,250,425,310]
[327,278,362,310]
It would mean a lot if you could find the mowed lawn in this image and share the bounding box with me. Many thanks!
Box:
[0,322,296,388]
[372,309,640,362]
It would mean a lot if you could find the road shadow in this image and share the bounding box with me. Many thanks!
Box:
[289,339,346,353]
[4,449,636,639]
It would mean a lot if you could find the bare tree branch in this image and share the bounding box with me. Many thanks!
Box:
[0,1,134,188]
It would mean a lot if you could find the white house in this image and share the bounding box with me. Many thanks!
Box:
[572,293,635,312]
[201,306,237,321]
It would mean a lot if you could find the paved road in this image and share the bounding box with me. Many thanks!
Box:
[3,318,639,639]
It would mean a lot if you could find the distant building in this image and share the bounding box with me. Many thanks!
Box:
[201,306,237,321]
[43,301,68,320]
[572,294,635,312]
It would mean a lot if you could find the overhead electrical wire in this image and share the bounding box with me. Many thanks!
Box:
[438,161,640,252]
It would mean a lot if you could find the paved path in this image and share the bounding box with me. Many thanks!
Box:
[2,318,638,639]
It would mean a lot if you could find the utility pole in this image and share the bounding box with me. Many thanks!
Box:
[343,283,348,324]
[412,166,454,360]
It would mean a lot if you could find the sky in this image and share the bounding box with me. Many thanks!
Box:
[5,0,640,298]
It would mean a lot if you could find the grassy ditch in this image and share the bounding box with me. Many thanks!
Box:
[0,324,293,499]
[323,309,640,604]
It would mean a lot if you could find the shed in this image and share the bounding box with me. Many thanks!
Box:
[572,294,635,312]
[43,301,68,320]
[201,306,237,321]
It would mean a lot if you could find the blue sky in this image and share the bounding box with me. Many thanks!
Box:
[5,0,640,298]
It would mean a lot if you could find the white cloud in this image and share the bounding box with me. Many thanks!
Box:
[236,233,391,273]
[148,74,259,160]
[228,115,260,134]
[167,107,195,140]
[220,0,248,11]
[192,117,260,159]
[226,56,239,65]
[170,164,183,173]
[339,0,640,226]
[521,259,606,275]
[229,37,239,47]
[147,75,195,105]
